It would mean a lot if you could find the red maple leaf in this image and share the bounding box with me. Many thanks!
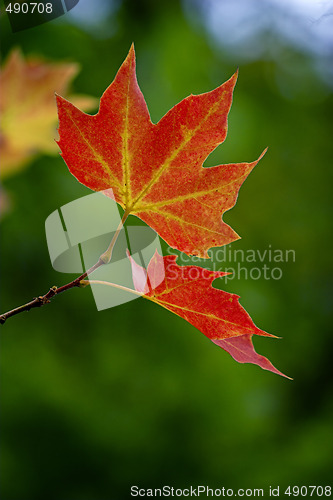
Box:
[128,251,289,378]
[56,44,265,258]
[55,45,288,377]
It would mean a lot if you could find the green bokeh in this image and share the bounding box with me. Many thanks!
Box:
[1,1,332,499]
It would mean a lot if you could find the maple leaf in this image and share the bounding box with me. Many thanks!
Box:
[55,45,287,377]
[0,48,96,179]
[128,251,289,378]
[56,44,265,258]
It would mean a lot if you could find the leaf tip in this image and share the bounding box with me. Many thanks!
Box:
[127,249,149,294]
[128,43,136,62]
[212,335,291,379]
[153,248,162,259]
[55,93,65,107]
[258,147,268,161]
[229,68,239,88]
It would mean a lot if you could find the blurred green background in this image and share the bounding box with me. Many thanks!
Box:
[1,0,332,499]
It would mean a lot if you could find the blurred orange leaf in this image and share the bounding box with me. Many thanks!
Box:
[0,48,96,179]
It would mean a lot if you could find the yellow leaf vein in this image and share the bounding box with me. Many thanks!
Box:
[129,92,226,211]
[133,169,251,212]
[63,106,123,192]
[147,297,254,332]
[122,74,131,206]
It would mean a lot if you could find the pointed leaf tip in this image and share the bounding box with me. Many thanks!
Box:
[126,43,136,64]
[127,250,149,294]
[212,335,291,379]
[258,147,268,161]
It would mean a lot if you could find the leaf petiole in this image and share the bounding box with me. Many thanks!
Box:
[99,210,130,264]
[81,279,143,297]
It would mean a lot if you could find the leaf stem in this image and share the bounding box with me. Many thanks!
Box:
[0,211,130,325]
[82,280,143,297]
[99,210,129,264]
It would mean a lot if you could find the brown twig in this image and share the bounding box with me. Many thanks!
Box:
[0,259,102,325]
[0,211,129,325]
